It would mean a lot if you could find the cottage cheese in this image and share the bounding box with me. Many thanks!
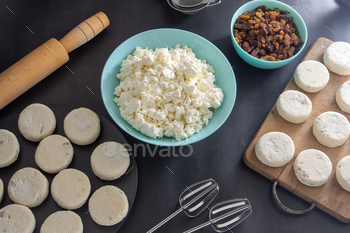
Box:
[276,90,312,124]
[313,111,350,148]
[294,149,332,187]
[323,41,350,76]
[114,45,224,141]
[336,155,350,192]
[255,131,295,167]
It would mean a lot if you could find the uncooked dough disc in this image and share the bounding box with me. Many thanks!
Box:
[294,60,330,93]
[0,129,20,168]
[40,210,83,233]
[255,132,295,167]
[35,134,74,174]
[18,103,56,142]
[336,155,350,192]
[51,168,91,210]
[336,81,350,114]
[323,41,350,76]
[276,90,312,124]
[313,111,350,147]
[91,141,130,180]
[294,149,332,187]
[0,178,3,204]
[88,185,129,226]
[8,167,49,208]
[0,204,36,233]
[64,107,100,146]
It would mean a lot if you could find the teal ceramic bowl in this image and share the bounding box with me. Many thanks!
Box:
[230,0,308,69]
[101,29,237,146]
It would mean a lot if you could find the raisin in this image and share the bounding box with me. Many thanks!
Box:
[242,42,251,52]
[288,47,295,57]
[261,55,276,61]
[251,47,260,57]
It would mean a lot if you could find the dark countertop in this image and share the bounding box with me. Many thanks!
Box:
[1,0,350,232]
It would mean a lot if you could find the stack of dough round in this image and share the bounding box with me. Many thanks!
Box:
[276,90,312,124]
[91,141,130,180]
[35,134,74,174]
[323,41,350,76]
[336,81,350,114]
[40,210,83,233]
[8,167,49,208]
[64,107,100,146]
[336,155,350,192]
[18,103,56,142]
[51,168,91,210]
[0,129,20,168]
[294,149,332,187]
[294,60,330,93]
[0,178,3,204]
[313,111,350,147]
[0,204,36,233]
[255,132,295,167]
[88,185,129,226]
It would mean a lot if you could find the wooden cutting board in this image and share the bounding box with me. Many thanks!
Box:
[243,37,350,223]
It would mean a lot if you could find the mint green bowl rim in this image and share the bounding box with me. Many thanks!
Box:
[230,0,308,69]
[101,28,237,146]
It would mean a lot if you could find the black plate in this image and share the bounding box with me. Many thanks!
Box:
[0,104,138,233]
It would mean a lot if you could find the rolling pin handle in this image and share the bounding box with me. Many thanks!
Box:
[59,12,110,53]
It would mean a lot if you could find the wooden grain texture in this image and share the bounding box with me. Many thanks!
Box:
[59,12,110,53]
[0,38,69,110]
[0,12,109,110]
[244,37,350,223]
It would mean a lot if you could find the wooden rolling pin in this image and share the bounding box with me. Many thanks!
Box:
[0,12,110,110]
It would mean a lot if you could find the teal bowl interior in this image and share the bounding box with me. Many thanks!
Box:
[230,0,308,69]
[101,29,237,146]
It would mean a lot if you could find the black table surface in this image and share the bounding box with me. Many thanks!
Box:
[1,0,350,232]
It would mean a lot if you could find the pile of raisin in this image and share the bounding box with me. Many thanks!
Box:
[234,5,304,61]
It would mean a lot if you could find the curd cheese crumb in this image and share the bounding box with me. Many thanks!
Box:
[114,45,224,141]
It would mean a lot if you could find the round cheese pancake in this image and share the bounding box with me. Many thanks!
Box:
[88,185,129,226]
[91,142,130,180]
[0,204,36,233]
[294,60,330,93]
[40,210,83,233]
[255,132,295,167]
[18,103,56,142]
[276,90,312,124]
[51,168,91,210]
[336,81,350,114]
[294,149,332,187]
[313,111,350,147]
[323,41,350,76]
[35,134,74,174]
[0,179,3,204]
[8,167,49,208]
[64,108,100,146]
[336,155,350,192]
[0,129,20,168]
